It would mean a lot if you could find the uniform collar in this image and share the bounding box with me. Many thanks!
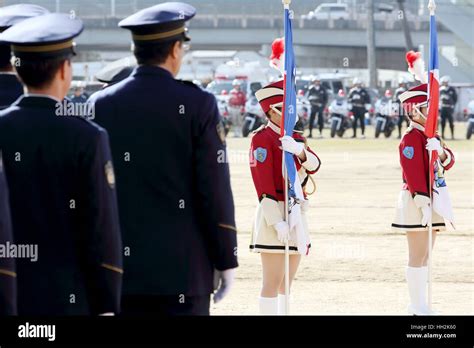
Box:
[16,94,61,108]
[132,65,174,79]
[266,120,281,134]
[408,121,425,132]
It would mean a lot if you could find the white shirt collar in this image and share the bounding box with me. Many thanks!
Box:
[266,120,281,134]
[408,122,425,132]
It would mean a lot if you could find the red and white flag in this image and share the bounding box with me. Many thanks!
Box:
[425,4,455,227]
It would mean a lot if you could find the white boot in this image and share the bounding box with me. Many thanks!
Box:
[277,294,289,315]
[406,266,430,315]
[259,296,278,315]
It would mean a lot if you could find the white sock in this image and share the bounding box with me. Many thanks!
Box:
[406,266,427,314]
[259,296,278,315]
[277,294,288,315]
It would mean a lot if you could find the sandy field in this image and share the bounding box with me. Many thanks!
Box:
[211,122,473,315]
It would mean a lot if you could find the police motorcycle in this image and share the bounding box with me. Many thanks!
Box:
[242,95,266,137]
[329,89,352,138]
[374,90,397,138]
[464,100,474,140]
[297,89,310,130]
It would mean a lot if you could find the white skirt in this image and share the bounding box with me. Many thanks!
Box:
[249,201,311,254]
[391,190,446,232]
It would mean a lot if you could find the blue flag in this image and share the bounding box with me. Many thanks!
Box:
[282,7,297,198]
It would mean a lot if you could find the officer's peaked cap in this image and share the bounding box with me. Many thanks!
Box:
[119,2,196,45]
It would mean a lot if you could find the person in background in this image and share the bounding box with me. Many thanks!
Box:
[394,77,409,139]
[439,75,457,140]
[348,78,371,139]
[329,89,349,120]
[375,89,393,118]
[0,4,49,110]
[70,86,88,106]
[307,76,328,138]
[228,79,246,137]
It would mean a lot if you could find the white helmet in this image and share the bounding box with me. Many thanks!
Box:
[440,75,450,84]
[398,76,407,85]
[352,77,361,85]
[232,79,242,87]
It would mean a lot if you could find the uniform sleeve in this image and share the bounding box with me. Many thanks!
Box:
[193,93,238,271]
[0,161,17,316]
[299,146,321,174]
[322,88,328,105]
[78,129,123,315]
[250,134,284,226]
[441,147,455,171]
[348,90,354,103]
[364,90,371,104]
[452,88,458,104]
[399,134,430,208]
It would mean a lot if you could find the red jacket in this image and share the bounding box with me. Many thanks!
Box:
[229,89,246,107]
[250,122,321,205]
[399,123,455,205]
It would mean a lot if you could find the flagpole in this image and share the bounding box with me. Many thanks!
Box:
[282,0,291,316]
[427,151,433,311]
[427,0,437,312]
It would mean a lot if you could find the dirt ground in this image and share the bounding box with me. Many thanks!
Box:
[211,122,473,315]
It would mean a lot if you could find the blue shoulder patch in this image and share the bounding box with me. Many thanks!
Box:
[254,147,267,163]
[403,146,414,159]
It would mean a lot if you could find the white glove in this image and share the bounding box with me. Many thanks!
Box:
[426,138,444,156]
[421,205,432,226]
[274,221,290,243]
[280,136,304,156]
[99,313,115,316]
[213,268,236,304]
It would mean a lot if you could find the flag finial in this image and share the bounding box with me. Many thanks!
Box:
[428,0,436,15]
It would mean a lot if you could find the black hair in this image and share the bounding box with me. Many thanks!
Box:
[15,56,69,89]
[0,45,12,70]
[134,39,183,66]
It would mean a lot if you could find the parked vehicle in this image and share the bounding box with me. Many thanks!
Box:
[297,90,311,131]
[374,90,397,138]
[302,3,350,21]
[329,111,353,138]
[328,91,352,138]
[374,113,397,138]
[242,95,266,137]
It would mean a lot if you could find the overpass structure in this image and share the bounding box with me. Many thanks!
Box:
[76,25,455,72]
[1,0,472,82]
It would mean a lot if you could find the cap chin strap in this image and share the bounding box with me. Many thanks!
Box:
[413,105,427,121]
[270,103,300,130]
[270,104,282,117]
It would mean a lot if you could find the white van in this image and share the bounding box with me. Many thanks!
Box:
[303,3,350,21]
